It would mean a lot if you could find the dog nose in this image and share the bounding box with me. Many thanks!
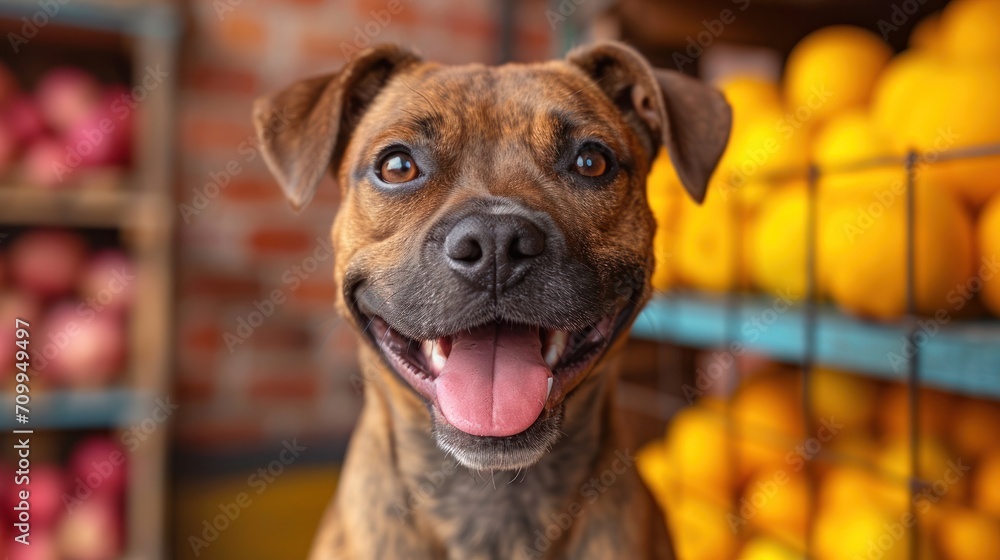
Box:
[444,213,546,287]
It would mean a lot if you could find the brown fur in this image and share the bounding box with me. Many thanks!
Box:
[253,42,730,560]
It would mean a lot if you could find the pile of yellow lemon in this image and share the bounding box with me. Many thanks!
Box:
[637,366,1000,559]
[648,0,1000,320]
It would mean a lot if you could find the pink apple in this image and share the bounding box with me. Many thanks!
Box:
[68,436,128,498]
[35,68,102,132]
[80,250,135,314]
[9,230,87,298]
[40,302,126,387]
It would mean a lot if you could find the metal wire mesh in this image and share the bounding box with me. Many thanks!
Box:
[636,141,1000,559]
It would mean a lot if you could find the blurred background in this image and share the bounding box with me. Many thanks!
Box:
[0,0,998,558]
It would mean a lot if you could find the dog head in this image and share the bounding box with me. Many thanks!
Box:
[254,42,730,471]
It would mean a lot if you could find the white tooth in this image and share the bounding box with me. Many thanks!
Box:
[430,340,448,372]
[421,339,435,361]
[546,377,553,399]
[544,330,568,368]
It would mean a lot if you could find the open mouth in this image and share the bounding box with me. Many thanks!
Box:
[365,304,633,439]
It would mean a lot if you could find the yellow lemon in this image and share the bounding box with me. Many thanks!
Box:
[909,11,942,51]
[734,370,804,440]
[879,384,956,439]
[813,503,912,560]
[949,397,1000,460]
[720,75,783,115]
[636,441,675,513]
[669,496,741,560]
[733,372,804,479]
[907,65,1000,207]
[814,109,895,168]
[813,109,901,194]
[665,405,736,507]
[816,196,866,297]
[783,26,892,123]
[647,149,687,292]
[737,537,804,560]
[746,182,851,299]
[721,107,810,180]
[810,367,880,433]
[973,450,1000,517]
[940,0,1000,61]
[719,76,784,153]
[877,436,968,503]
[675,185,754,293]
[937,507,1000,559]
[743,469,810,549]
[827,434,882,468]
[979,193,1000,316]
[870,52,947,151]
[825,183,975,319]
[820,466,909,515]
[748,184,811,299]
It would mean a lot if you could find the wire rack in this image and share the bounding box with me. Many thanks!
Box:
[628,141,1000,559]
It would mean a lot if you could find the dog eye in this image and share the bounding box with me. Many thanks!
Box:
[377,152,419,184]
[572,148,607,177]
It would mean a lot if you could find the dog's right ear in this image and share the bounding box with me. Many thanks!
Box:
[567,42,731,204]
[253,45,421,210]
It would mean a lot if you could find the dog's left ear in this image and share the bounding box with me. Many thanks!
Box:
[253,45,422,210]
[567,42,731,204]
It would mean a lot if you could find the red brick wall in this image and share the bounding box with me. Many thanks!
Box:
[174,0,556,450]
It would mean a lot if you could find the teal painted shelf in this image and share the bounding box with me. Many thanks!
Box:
[0,0,178,38]
[0,388,151,430]
[631,294,1000,400]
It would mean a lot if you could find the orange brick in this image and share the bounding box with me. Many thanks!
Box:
[243,323,312,350]
[179,271,261,299]
[356,0,420,26]
[248,228,314,254]
[182,115,254,152]
[222,178,283,202]
[182,322,222,353]
[248,376,318,400]
[176,377,215,402]
[176,420,261,448]
[265,0,324,6]
[217,13,267,53]
[299,30,353,62]
[185,62,258,96]
[514,27,553,61]
[289,279,337,305]
[439,13,498,40]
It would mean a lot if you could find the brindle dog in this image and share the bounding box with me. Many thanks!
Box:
[253,42,730,560]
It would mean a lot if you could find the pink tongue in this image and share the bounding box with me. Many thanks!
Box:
[435,323,551,437]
